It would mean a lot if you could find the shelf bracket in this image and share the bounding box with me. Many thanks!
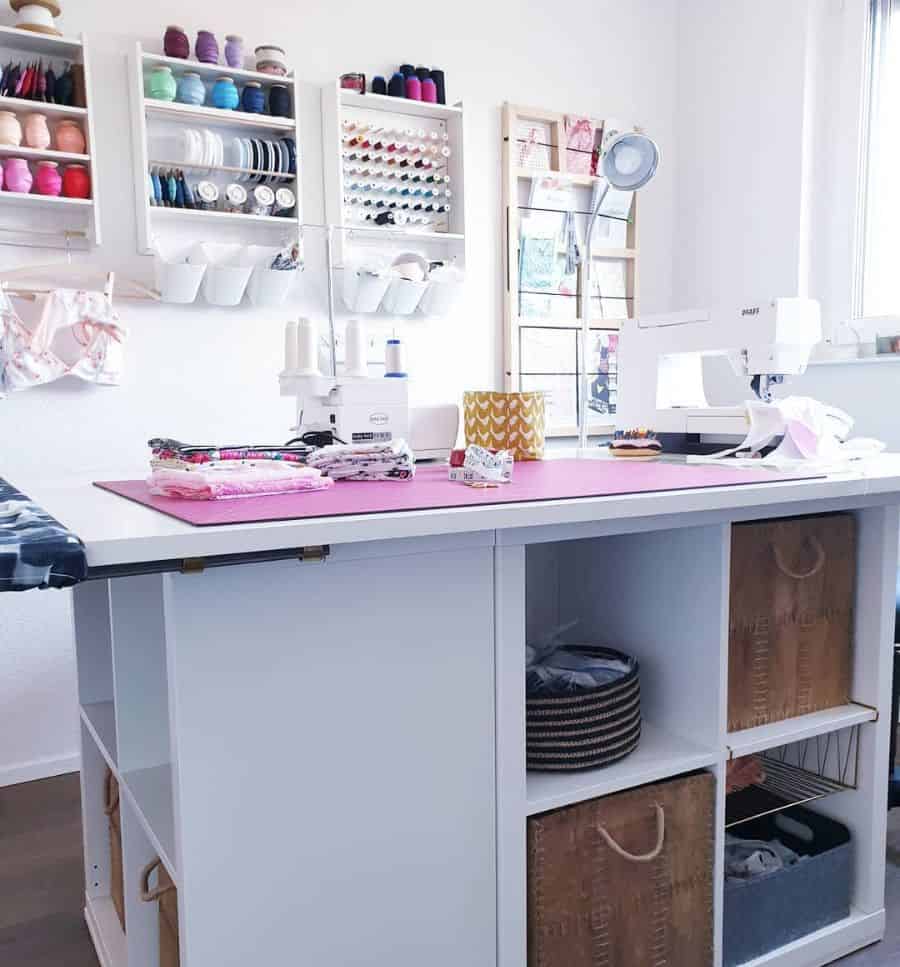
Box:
[849,699,880,722]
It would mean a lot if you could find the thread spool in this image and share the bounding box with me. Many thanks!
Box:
[429,68,446,104]
[387,72,405,97]
[421,78,437,103]
[296,317,319,375]
[345,319,368,378]
[399,64,415,77]
[372,75,387,95]
[385,338,406,377]
[284,319,299,371]
[415,66,430,82]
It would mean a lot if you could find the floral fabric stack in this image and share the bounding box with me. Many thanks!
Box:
[306,441,415,482]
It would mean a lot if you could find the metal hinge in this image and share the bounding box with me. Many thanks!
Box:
[181,558,206,574]
[299,545,330,563]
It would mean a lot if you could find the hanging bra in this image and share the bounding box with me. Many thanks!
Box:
[0,287,126,396]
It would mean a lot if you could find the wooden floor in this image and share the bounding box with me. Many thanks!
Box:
[1,773,899,966]
[0,773,98,967]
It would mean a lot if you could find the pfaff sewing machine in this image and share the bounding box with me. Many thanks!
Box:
[616,298,822,449]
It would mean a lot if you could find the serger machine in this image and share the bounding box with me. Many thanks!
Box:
[615,297,822,448]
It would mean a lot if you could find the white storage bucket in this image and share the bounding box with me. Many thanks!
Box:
[382,276,428,315]
[242,246,299,308]
[153,241,207,305]
[198,243,253,307]
[419,277,465,317]
[342,268,391,313]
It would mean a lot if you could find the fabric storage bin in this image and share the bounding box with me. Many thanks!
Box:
[526,645,640,771]
[381,276,428,315]
[342,266,391,313]
[197,243,253,307]
[528,771,715,966]
[104,769,125,933]
[241,245,297,308]
[463,390,546,460]
[724,804,852,965]
[141,858,180,967]
[728,513,855,732]
[153,241,207,305]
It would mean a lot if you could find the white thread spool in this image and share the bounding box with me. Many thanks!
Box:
[296,317,319,376]
[16,3,57,31]
[385,338,406,377]
[345,318,368,378]
[284,319,298,371]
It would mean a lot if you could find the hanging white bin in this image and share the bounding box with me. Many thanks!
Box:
[242,246,299,308]
[419,267,465,317]
[153,241,207,305]
[342,267,391,313]
[382,276,429,315]
[198,243,254,307]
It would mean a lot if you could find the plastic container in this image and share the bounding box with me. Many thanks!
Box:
[419,276,465,316]
[382,276,428,315]
[342,267,391,313]
[153,241,208,304]
[241,245,298,307]
[198,243,253,307]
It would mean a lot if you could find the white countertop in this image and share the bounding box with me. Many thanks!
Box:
[15,452,900,568]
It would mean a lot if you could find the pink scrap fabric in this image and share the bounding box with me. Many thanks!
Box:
[148,462,333,500]
[565,116,596,175]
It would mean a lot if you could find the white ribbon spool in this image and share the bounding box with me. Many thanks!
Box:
[16,4,56,29]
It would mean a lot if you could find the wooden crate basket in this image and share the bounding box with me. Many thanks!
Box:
[728,513,856,732]
[527,771,715,966]
[141,858,180,967]
[104,769,125,933]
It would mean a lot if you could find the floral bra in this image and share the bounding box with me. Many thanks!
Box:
[0,287,125,396]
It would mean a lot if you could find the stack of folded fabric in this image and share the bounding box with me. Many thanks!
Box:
[306,441,415,482]
[149,461,332,500]
[149,437,312,469]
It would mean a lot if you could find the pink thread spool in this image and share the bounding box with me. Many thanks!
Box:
[421,77,437,103]
[34,160,62,196]
[4,157,32,193]
[405,75,422,100]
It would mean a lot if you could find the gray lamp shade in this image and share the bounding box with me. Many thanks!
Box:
[602,133,660,191]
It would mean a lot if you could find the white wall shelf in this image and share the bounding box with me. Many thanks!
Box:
[129,42,302,256]
[0,32,101,247]
[727,702,877,758]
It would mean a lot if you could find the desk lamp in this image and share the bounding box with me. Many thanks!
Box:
[578,132,660,449]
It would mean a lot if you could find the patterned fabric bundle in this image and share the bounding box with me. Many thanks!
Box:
[0,478,87,591]
[149,437,312,469]
[306,441,415,481]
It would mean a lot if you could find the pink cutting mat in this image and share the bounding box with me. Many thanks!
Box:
[94,460,818,528]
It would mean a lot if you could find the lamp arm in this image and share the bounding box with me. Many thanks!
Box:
[578,183,611,449]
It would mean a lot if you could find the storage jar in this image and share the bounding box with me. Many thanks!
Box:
[211,77,239,111]
[195,30,219,65]
[23,113,50,150]
[254,45,287,75]
[224,35,244,69]
[241,81,265,114]
[176,72,205,106]
[163,25,190,59]
[0,111,22,147]
[4,158,32,193]
[33,160,62,196]
[54,119,86,154]
[268,84,290,117]
[62,163,91,199]
[148,66,177,102]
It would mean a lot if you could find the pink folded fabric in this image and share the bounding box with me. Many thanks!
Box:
[148,461,333,500]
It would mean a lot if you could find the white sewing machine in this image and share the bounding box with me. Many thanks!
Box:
[615,298,822,446]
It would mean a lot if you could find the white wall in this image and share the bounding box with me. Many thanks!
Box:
[0,0,680,783]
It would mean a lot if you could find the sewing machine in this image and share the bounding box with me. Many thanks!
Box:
[615,298,822,448]
[280,374,410,447]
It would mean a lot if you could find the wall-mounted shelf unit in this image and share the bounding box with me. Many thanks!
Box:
[321,81,466,264]
[0,29,101,248]
[129,42,302,255]
[502,102,640,437]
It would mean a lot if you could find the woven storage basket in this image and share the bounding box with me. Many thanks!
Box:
[104,769,126,933]
[528,771,715,966]
[141,858,180,967]
[526,646,641,772]
[729,513,855,732]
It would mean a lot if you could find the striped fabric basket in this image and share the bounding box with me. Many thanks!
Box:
[526,646,641,772]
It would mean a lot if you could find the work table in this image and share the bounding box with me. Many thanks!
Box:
[26,452,900,967]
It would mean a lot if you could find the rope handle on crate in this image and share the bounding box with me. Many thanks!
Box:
[771,535,826,580]
[140,858,175,902]
[103,770,118,816]
[597,803,666,863]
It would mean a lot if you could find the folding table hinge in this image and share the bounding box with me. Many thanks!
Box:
[298,545,330,563]
[181,557,206,574]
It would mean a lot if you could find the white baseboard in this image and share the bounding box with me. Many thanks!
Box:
[0,752,80,787]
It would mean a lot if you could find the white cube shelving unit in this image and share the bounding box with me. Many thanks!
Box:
[128,42,302,255]
[0,25,101,248]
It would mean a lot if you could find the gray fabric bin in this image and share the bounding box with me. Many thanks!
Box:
[724,804,852,966]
